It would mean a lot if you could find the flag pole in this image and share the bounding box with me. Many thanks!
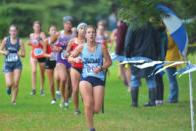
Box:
[188,61,194,131]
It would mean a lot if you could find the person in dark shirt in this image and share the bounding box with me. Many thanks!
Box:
[125,22,161,107]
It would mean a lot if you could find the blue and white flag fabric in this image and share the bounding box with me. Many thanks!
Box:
[174,64,196,77]
[111,53,153,64]
[148,63,165,77]
[110,53,127,62]
[119,56,152,64]
[157,4,189,57]
[154,61,186,75]
[134,61,163,69]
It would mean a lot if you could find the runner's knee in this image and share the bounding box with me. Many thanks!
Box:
[6,82,13,87]
[93,107,101,114]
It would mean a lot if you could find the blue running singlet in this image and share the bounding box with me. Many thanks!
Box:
[81,43,105,81]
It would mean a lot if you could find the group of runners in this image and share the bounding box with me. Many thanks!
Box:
[0,16,112,131]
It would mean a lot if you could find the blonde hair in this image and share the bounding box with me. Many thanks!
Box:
[9,24,17,31]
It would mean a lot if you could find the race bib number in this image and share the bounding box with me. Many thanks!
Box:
[50,52,57,61]
[6,53,19,62]
[86,64,98,73]
[60,50,68,60]
[34,48,44,57]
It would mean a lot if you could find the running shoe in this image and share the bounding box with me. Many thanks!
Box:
[40,89,45,96]
[6,87,11,96]
[12,101,16,105]
[74,110,81,115]
[56,90,61,99]
[59,101,69,109]
[51,99,56,105]
[64,102,69,108]
[30,89,36,95]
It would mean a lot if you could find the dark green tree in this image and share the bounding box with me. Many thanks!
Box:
[118,0,196,42]
[0,0,115,38]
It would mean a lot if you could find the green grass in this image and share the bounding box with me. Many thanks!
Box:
[0,45,196,131]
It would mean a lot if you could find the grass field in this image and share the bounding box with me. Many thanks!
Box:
[0,45,196,131]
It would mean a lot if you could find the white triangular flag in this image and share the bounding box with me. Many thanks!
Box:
[134,61,163,69]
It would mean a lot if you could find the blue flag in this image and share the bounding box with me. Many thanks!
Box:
[157,4,189,57]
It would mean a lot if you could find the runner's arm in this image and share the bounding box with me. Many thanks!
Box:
[101,44,112,70]
[0,38,8,55]
[65,38,75,56]
[50,32,60,43]
[94,45,112,73]
[40,32,46,40]
[19,39,25,57]
[43,39,51,58]
[68,45,83,63]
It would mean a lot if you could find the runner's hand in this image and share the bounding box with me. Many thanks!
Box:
[74,57,82,63]
[93,66,102,74]
[4,51,8,55]
[63,51,69,58]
